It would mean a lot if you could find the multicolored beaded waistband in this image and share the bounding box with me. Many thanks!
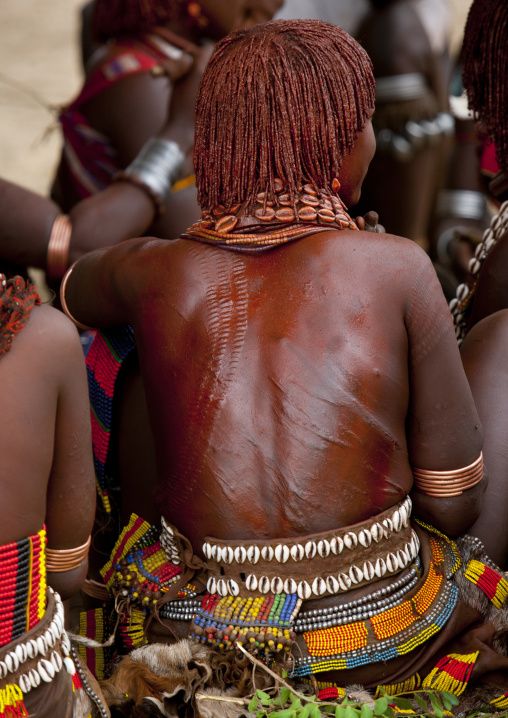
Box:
[101,514,184,611]
[291,531,460,677]
[0,529,47,648]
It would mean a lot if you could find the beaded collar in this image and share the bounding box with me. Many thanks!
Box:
[184,181,358,253]
[0,274,40,359]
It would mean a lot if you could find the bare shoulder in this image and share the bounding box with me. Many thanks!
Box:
[20,304,85,373]
[462,308,508,354]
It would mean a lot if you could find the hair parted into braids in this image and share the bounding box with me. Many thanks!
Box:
[194,20,375,213]
[462,0,508,175]
[92,0,184,42]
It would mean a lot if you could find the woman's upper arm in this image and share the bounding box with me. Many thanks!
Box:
[405,253,483,469]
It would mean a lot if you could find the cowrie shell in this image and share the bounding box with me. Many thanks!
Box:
[404,543,413,562]
[247,545,261,564]
[19,674,31,693]
[298,206,318,221]
[46,629,56,649]
[382,518,393,534]
[358,530,371,548]
[397,549,408,569]
[344,532,358,549]
[399,504,407,528]
[392,509,402,533]
[0,661,6,679]
[326,575,339,594]
[215,215,238,233]
[275,544,290,563]
[329,537,338,554]
[318,540,330,557]
[217,579,227,596]
[456,283,469,302]
[29,669,41,688]
[27,640,37,659]
[234,546,247,564]
[51,619,61,639]
[370,523,383,542]
[15,643,27,663]
[246,574,258,592]
[51,652,63,672]
[223,546,234,564]
[338,573,352,591]
[271,577,284,594]
[312,577,327,596]
[291,544,304,561]
[40,659,55,680]
[202,543,211,559]
[259,576,271,594]
[61,633,71,657]
[374,558,386,577]
[207,577,217,595]
[297,581,312,600]
[305,541,317,559]
[363,561,375,581]
[275,207,296,222]
[386,553,398,573]
[255,207,276,221]
[63,657,76,676]
[261,545,274,562]
[210,544,217,561]
[284,578,297,594]
[227,579,240,596]
[5,652,19,672]
[349,565,364,584]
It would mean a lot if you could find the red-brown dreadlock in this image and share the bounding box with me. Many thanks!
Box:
[462,0,508,175]
[194,20,375,213]
[92,0,185,42]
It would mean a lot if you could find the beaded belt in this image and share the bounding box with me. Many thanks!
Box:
[0,588,75,695]
[0,529,47,648]
[198,497,416,600]
[292,529,461,677]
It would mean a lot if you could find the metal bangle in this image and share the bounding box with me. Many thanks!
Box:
[46,536,91,573]
[118,138,185,210]
[436,190,487,221]
[47,215,72,280]
[60,264,94,332]
[375,73,427,103]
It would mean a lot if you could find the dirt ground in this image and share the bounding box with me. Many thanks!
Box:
[0,0,473,199]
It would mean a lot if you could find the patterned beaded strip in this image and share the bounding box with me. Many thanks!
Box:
[0,528,47,648]
[450,200,508,345]
[464,559,508,609]
[119,608,146,650]
[317,686,347,701]
[101,514,182,611]
[413,519,461,576]
[77,608,111,681]
[189,592,302,654]
[291,534,459,676]
[86,325,137,514]
[184,181,358,254]
[70,644,109,718]
[0,685,28,717]
[490,689,508,710]
[0,589,77,698]
[374,675,421,697]
[422,651,479,697]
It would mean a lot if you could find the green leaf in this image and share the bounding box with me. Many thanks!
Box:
[298,708,310,718]
[412,694,427,711]
[374,697,388,716]
[360,704,374,718]
[428,693,443,718]
[249,696,259,712]
[289,694,302,710]
[280,688,292,705]
[257,690,273,707]
[282,669,289,679]
[267,709,296,718]
[393,698,414,711]
[440,692,459,708]
[383,708,394,718]
[309,706,322,718]
[256,711,267,718]
[335,707,347,718]
[345,706,360,718]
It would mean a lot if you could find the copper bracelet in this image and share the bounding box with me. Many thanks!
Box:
[46,214,72,280]
[413,452,483,497]
[46,535,91,573]
[60,264,94,331]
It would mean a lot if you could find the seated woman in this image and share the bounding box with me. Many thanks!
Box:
[0,273,99,717]
[61,19,508,713]
[53,0,282,242]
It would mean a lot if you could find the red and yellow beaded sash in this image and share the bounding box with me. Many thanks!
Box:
[0,529,47,648]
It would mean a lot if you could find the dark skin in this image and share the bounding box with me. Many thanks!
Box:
[460,309,508,568]
[0,303,95,599]
[466,229,508,331]
[355,0,451,244]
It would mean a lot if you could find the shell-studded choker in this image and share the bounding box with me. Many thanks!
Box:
[183,179,358,253]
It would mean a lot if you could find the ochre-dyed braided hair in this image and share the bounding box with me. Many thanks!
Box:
[194,20,375,213]
[462,0,508,175]
[92,0,185,42]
